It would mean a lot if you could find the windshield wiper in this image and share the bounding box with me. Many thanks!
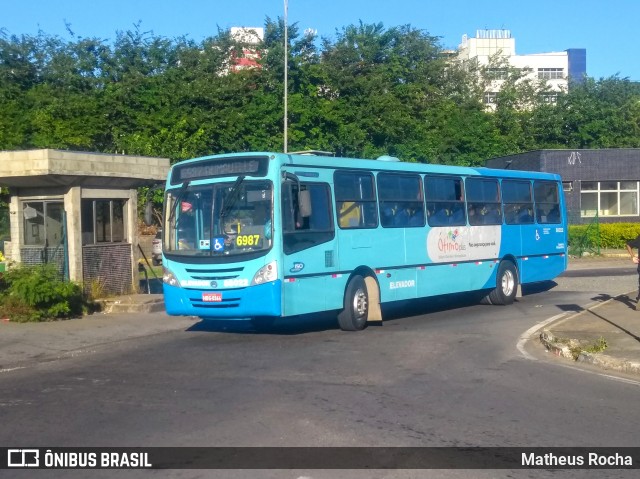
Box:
[219,175,245,218]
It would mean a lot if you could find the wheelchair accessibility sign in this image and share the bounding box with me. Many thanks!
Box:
[213,237,225,252]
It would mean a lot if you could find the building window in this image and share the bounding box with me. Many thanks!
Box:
[538,68,564,80]
[541,93,558,104]
[486,68,509,80]
[22,201,64,246]
[580,181,639,217]
[483,92,498,104]
[81,199,126,244]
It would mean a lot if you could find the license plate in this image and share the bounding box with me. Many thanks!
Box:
[202,292,222,302]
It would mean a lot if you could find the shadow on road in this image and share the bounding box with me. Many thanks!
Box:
[521,280,557,296]
[187,312,339,335]
[184,290,514,336]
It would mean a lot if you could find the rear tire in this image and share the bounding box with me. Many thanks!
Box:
[486,261,518,305]
[337,275,369,331]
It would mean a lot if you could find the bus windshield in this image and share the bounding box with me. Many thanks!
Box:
[163,179,273,258]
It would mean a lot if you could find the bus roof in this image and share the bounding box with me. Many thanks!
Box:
[170,152,563,183]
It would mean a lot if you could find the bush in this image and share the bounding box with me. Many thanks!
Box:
[0,263,85,322]
[568,222,640,251]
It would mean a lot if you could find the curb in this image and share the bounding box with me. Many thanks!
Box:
[539,330,574,360]
[536,286,640,378]
[540,329,640,378]
[578,351,640,376]
[98,295,165,314]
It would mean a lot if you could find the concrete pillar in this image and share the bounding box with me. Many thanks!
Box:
[5,192,21,263]
[64,187,83,283]
[127,188,139,293]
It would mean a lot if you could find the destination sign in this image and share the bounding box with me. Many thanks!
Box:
[170,156,269,184]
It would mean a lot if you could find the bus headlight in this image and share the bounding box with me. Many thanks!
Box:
[163,266,180,287]
[251,261,278,285]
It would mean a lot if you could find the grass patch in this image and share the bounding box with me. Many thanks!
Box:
[138,264,162,279]
[569,336,608,360]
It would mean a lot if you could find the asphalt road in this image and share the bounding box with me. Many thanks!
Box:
[1,263,639,479]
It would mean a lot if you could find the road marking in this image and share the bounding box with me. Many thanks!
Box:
[598,373,640,386]
[549,362,640,387]
[516,312,568,360]
[0,366,26,374]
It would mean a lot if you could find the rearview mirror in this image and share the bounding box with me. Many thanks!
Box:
[144,201,154,226]
[298,190,312,218]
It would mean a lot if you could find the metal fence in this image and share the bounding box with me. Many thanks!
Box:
[82,243,133,296]
[567,213,600,256]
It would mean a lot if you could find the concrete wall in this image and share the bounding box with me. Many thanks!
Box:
[486,149,640,224]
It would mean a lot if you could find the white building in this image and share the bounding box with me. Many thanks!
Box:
[456,29,586,107]
[229,27,264,72]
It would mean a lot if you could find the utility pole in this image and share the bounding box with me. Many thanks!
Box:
[283,0,288,153]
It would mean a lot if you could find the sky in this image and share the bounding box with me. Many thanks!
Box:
[1,0,639,81]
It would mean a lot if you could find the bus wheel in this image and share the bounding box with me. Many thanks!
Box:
[487,261,518,305]
[338,275,369,331]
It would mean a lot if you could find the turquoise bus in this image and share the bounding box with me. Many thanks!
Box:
[159,151,567,331]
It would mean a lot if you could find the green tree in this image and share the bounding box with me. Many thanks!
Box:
[2,22,640,167]
[555,77,640,148]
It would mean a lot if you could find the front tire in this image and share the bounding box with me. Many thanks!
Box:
[337,275,369,331]
[486,261,518,305]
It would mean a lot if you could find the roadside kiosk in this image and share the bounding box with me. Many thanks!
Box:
[0,149,169,295]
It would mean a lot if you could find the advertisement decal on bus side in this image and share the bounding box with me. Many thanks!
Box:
[426,226,502,262]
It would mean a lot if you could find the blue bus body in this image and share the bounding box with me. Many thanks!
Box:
[160,152,567,329]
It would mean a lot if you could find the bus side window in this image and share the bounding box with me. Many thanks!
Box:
[377,173,424,228]
[432,205,452,226]
[281,182,297,232]
[282,182,334,254]
[338,201,361,227]
[425,175,465,227]
[547,206,560,223]
[481,205,502,224]
[334,171,378,229]
[534,181,561,224]
[502,179,534,225]
[465,178,502,225]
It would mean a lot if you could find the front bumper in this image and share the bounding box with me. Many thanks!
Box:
[163,280,282,319]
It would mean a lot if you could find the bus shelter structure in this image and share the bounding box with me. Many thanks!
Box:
[0,149,169,295]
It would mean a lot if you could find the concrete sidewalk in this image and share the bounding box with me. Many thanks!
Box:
[535,251,640,377]
[539,292,640,376]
